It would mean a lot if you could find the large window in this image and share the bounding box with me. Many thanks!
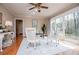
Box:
[51,17,64,37]
[65,12,79,37]
[51,10,79,39]
[74,12,79,36]
[55,17,63,33]
[65,13,75,35]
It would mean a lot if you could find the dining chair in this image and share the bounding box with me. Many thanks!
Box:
[25,28,38,49]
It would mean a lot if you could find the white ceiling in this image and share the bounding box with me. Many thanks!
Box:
[1,3,79,18]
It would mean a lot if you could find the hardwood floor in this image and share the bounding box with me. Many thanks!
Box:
[0,36,23,55]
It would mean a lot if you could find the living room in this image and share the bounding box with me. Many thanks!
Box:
[0,3,79,55]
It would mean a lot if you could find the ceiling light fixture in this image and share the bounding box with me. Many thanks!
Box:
[29,3,48,12]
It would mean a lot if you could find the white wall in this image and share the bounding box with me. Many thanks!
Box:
[23,16,49,36]
[15,16,49,37]
[0,5,14,31]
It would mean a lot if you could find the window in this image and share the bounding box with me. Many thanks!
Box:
[65,13,75,35]
[51,10,79,39]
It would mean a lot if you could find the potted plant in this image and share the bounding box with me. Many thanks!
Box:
[41,24,46,38]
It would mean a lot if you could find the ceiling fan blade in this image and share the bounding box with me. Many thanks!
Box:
[41,6,48,9]
[38,3,42,5]
[29,7,35,10]
[29,3,36,5]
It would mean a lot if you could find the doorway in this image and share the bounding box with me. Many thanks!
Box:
[16,20,23,37]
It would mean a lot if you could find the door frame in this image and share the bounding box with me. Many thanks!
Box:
[14,18,24,38]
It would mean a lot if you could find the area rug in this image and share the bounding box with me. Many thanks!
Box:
[17,38,71,55]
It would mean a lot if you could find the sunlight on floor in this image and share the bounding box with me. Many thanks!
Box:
[59,40,79,49]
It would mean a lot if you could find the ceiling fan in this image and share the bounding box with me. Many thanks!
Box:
[29,3,48,12]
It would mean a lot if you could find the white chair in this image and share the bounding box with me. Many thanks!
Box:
[2,32,15,48]
[25,28,38,48]
[0,34,4,52]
